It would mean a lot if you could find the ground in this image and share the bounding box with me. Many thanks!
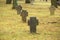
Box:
[0,0,60,40]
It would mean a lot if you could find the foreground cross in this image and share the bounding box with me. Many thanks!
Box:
[28,17,39,33]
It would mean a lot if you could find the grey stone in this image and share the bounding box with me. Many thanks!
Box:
[28,17,39,33]
[49,5,56,15]
[25,0,30,3]
[15,5,22,14]
[20,10,28,22]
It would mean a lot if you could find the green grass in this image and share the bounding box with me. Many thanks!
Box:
[0,1,60,40]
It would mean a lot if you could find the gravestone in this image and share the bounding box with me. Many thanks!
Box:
[30,0,34,5]
[25,0,30,3]
[28,17,39,33]
[57,0,60,6]
[15,5,22,14]
[46,0,47,2]
[20,10,28,22]
[49,5,56,15]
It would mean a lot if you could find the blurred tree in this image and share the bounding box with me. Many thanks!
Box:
[51,0,58,8]
[6,0,12,4]
[12,0,18,9]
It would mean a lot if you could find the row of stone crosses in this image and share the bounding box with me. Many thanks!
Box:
[15,5,39,34]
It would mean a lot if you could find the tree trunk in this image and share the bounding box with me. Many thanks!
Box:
[51,0,57,8]
[12,0,18,9]
[6,0,12,4]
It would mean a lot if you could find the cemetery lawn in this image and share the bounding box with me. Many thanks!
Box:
[0,1,60,40]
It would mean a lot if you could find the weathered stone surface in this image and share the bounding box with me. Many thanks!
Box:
[25,0,30,3]
[15,5,22,14]
[28,17,39,33]
[49,5,56,15]
[20,10,28,22]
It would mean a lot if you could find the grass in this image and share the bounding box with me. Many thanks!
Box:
[0,0,60,40]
